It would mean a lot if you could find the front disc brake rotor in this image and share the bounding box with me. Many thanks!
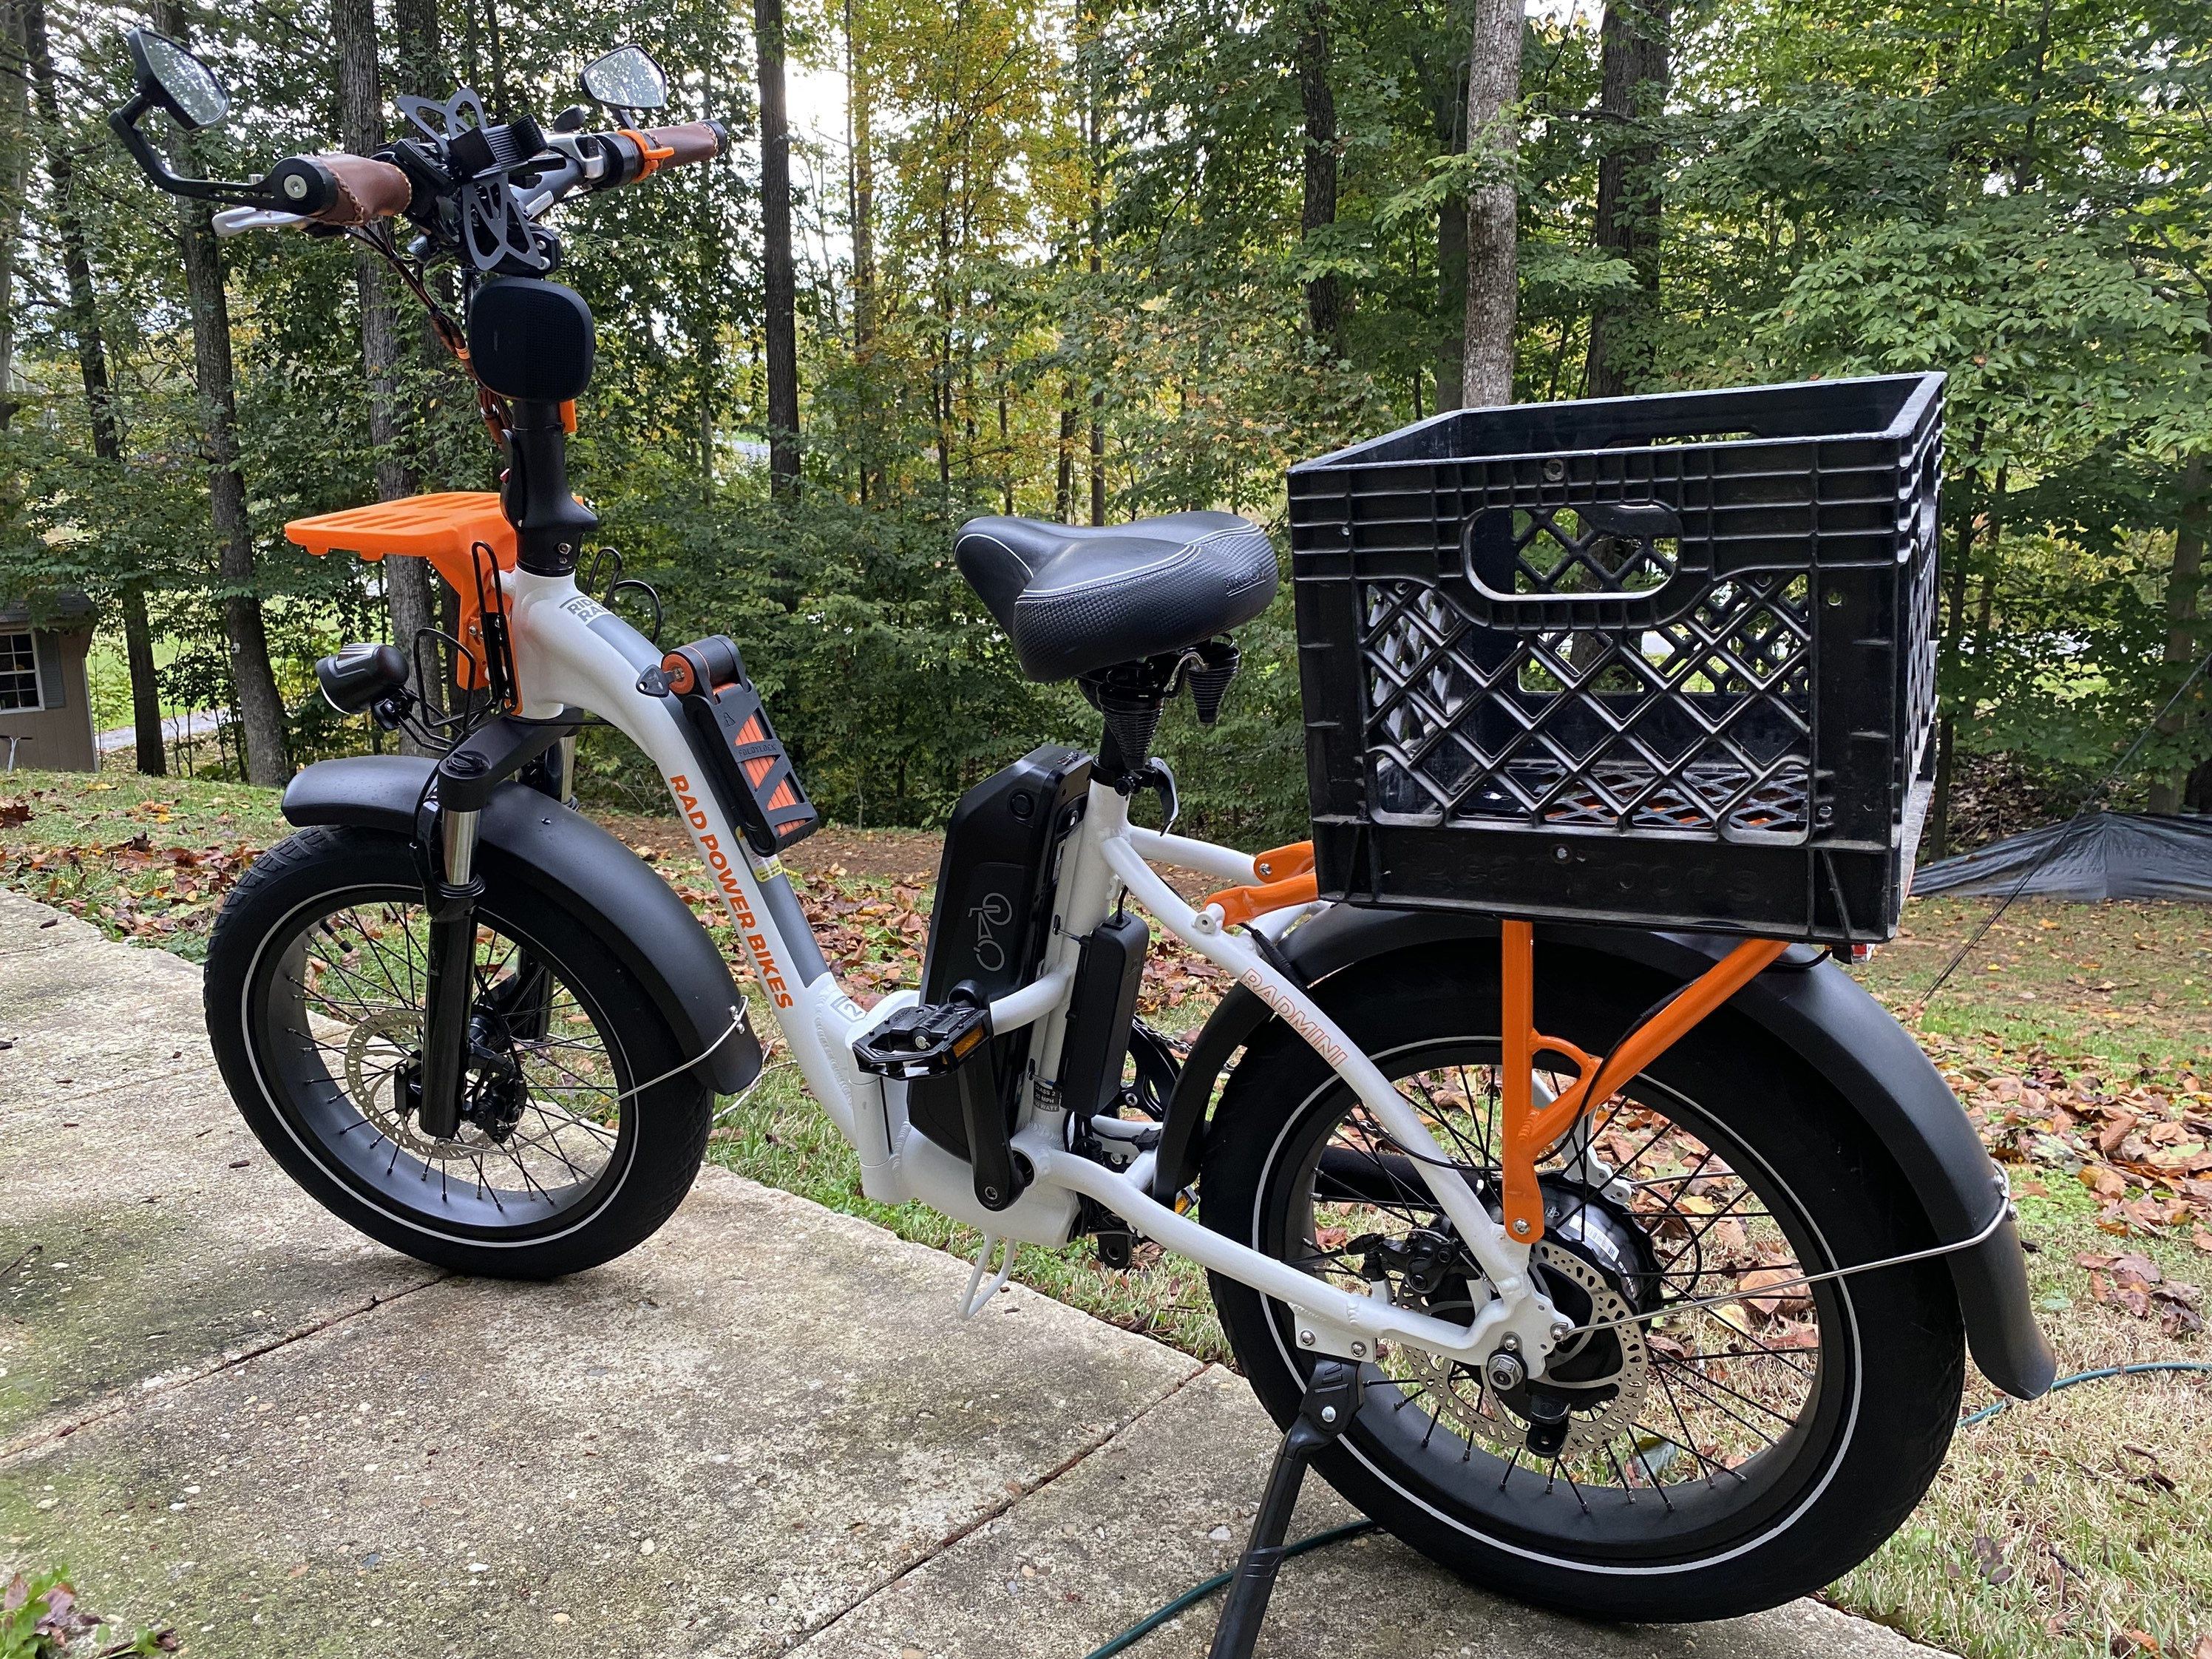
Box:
[342,1008,492,1163]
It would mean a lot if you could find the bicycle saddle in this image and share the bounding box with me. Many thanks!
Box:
[954,511,1278,682]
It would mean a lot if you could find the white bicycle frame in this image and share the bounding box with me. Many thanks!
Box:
[501,564,1567,1374]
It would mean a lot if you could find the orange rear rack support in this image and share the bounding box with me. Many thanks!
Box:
[1499,921,1791,1244]
[1204,838,1319,928]
[285,493,517,691]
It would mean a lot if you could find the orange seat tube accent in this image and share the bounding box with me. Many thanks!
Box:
[1498,926,1791,1244]
[1204,869,1320,929]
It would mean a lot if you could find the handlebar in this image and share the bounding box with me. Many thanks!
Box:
[271,153,415,225]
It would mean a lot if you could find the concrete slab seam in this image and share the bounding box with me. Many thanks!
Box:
[0,1273,447,1465]
[783,1358,1217,1654]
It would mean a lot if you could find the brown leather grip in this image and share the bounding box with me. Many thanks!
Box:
[638,122,727,168]
[305,154,413,225]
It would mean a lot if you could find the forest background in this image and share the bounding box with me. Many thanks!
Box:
[0,0,2206,851]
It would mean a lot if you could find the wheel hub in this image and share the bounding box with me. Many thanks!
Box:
[1398,1179,1658,1459]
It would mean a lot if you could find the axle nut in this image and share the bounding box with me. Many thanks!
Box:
[1484,1351,1526,1392]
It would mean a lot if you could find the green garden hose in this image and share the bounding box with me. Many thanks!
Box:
[1084,1361,2212,1659]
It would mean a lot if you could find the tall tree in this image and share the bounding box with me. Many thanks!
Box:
[1461,0,1521,405]
[0,0,28,430]
[756,0,800,497]
[1581,0,1668,398]
[153,0,289,786]
[2149,448,2206,814]
[335,0,435,753]
[1296,0,1343,353]
[23,0,164,771]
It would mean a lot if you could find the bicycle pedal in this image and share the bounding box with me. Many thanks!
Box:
[661,635,820,856]
[852,999,993,1079]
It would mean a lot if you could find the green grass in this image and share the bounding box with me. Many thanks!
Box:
[5,767,2210,1657]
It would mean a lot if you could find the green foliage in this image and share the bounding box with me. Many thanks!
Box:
[0,0,2205,824]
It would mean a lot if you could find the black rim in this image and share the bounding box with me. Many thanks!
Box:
[1252,1034,1859,1568]
[247,884,637,1241]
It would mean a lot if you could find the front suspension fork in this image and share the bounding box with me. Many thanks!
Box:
[417,801,484,1141]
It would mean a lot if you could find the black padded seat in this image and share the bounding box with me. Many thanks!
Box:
[954,511,1278,682]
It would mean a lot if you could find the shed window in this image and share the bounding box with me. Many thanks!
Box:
[0,631,42,711]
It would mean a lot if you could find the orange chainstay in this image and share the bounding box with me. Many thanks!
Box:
[1499,923,1791,1244]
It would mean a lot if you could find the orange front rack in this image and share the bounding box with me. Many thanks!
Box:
[285,493,517,691]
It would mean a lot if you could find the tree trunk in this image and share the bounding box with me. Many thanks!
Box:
[155,1,289,786]
[0,0,27,429]
[1582,0,1669,398]
[24,0,167,772]
[756,0,801,498]
[1297,0,1343,353]
[1055,386,1077,522]
[335,0,435,755]
[2149,449,2207,815]
[847,0,875,353]
[1927,431,1984,859]
[1462,0,1522,407]
[1090,393,1105,526]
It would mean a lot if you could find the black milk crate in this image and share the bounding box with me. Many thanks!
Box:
[1288,373,1944,945]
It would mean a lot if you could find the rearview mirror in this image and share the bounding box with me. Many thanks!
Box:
[125,29,228,131]
[580,45,667,112]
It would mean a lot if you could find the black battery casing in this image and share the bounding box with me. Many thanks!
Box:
[908,744,1092,1160]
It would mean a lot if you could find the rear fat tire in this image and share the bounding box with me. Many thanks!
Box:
[1199,943,1964,1621]
[203,824,713,1279]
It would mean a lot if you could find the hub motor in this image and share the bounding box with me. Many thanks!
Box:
[1392,1176,1660,1459]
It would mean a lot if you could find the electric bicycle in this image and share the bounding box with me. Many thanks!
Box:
[110,30,2055,1634]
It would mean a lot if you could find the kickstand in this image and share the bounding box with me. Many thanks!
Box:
[1207,1357,1364,1659]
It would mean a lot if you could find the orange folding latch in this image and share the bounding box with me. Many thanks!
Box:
[1497,922,1791,1244]
[1203,839,1318,928]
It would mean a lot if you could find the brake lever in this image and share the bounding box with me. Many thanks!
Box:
[212,206,310,237]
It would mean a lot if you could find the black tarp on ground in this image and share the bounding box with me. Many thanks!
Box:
[1912,812,2212,902]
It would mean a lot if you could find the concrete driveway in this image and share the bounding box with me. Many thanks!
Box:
[0,890,1935,1658]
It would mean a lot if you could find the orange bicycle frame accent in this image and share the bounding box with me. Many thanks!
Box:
[1499,920,1791,1244]
[1203,838,1318,928]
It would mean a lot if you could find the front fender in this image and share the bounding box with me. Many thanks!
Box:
[281,756,760,1095]
[1159,903,2055,1400]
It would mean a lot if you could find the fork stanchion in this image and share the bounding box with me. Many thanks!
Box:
[1207,1357,1365,1659]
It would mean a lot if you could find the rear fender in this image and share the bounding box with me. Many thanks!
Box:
[1158,903,2055,1400]
[281,756,760,1094]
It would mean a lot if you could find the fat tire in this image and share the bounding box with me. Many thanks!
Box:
[204,824,713,1279]
[1200,941,1963,1621]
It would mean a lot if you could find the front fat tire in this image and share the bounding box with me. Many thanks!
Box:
[203,824,713,1280]
[1199,943,1964,1622]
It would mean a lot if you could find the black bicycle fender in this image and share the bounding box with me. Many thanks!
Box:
[1160,903,2056,1400]
[282,756,759,1094]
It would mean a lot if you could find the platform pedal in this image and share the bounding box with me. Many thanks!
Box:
[659,636,820,856]
[852,995,1028,1213]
